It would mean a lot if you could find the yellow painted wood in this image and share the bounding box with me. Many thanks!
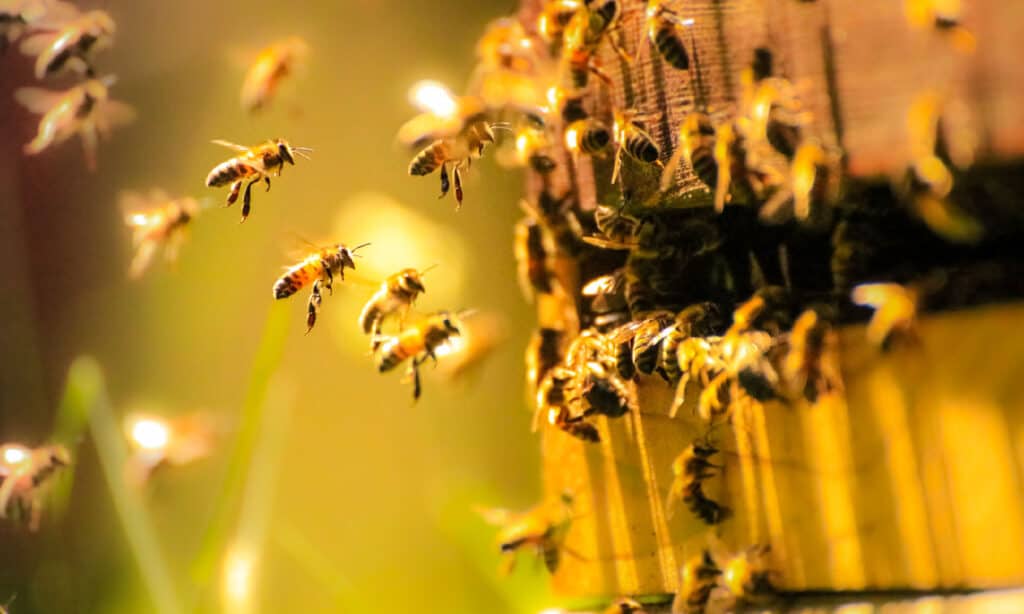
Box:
[543,303,1024,599]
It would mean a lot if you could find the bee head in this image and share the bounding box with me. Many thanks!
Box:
[276,139,296,165]
[339,242,371,270]
[439,312,461,335]
[399,269,426,294]
[48,445,71,467]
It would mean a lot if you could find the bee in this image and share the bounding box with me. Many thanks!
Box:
[851,282,920,349]
[240,36,309,113]
[604,597,646,614]
[474,16,538,75]
[273,241,370,333]
[533,365,576,431]
[513,124,557,174]
[121,190,200,279]
[520,193,583,258]
[670,336,722,418]
[720,544,776,607]
[644,1,694,70]
[376,311,463,401]
[538,0,581,52]
[123,412,218,487]
[525,327,566,398]
[661,111,717,191]
[1,0,73,53]
[904,0,975,53]
[782,309,843,403]
[515,216,557,302]
[205,138,312,222]
[15,75,135,170]
[629,311,675,376]
[578,359,634,420]
[672,550,722,614]
[357,267,429,344]
[666,439,728,524]
[408,121,498,209]
[18,6,114,79]
[0,594,14,614]
[546,85,588,124]
[759,140,839,223]
[564,117,612,159]
[476,493,575,574]
[612,109,663,184]
[0,443,70,531]
[659,303,720,382]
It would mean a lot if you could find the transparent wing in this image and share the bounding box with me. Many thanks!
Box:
[13,86,63,114]
[210,139,251,153]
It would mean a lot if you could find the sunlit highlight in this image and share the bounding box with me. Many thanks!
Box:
[223,544,256,611]
[2,446,28,466]
[409,80,457,118]
[564,126,580,152]
[130,418,171,451]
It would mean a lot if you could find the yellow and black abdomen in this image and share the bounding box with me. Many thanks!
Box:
[273,256,321,299]
[377,329,426,372]
[652,21,690,70]
[623,128,660,163]
[206,159,258,187]
[408,140,450,176]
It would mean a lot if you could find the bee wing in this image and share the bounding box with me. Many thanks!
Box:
[17,30,55,57]
[395,112,463,149]
[210,139,252,153]
[95,99,136,137]
[128,240,159,279]
[850,283,894,309]
[581,235,635,250]
[609,321,644,343]
[25,0,80,26]
[13,86,63,114]
[473,505,518,526]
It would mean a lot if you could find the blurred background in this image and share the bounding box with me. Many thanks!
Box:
[0,0,550,612]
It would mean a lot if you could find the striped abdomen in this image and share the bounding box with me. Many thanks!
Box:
[273,255,321,299]
[567,48,591,89]
[568,119,610,155]
[358,286,409,334]
[408,140,450,176]
[653,22,689,69]
[622,128,660,163]
[377,328,426,372]
[206,159,259,187]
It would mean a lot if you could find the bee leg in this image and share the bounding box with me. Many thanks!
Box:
[264,175,272,192]
[306,280,323,334]
[438,163,450,199]
[226,180,242,206]
[324,267,334,295]
[410,358,423,401]
[454,165,464,209]
[241,178,259,222]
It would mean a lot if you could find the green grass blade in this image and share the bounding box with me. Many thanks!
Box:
[48,358,105,519]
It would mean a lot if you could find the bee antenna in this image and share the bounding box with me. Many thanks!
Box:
[489,122,514,132]
[419,263,440,276]
[291,147,314,160]
[455,308,478,320]
[348,242,371,257]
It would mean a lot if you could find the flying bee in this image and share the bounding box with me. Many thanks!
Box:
[604,597,647,614]
[240,36,309,113]
[666,440,728,524]
[661,111,717,192]
[546,85,588,124]
[515,216,558,302]
[1,0,73,53]
[551,404,602,442]
[16,75,135,170]
[564,117,612,159]
[564,0,629,62]
[0,443,70,531]
[123,412,219,487]
[409,121,499,209]
[851,282,920,349]
[121,190,201,279]
[205,138,312,222]
[19,7,114,79]
[720,544,777,607]
[782,309,843,403]
[376,311,462,401]
[357,266,430,345]
[526,327,566,398]
[612,109,663,184]
[672,550,722,614]
[475,16,538,75]
[659,303,720,382]
[759,139,839,223]
[583,269,629,321]
[644,1,694,70]
[273,241,369,333]
[519,193,584,258]
[476,493,575,574]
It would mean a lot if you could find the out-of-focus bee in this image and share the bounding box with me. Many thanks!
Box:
[538,0,581,52]
[604,597,647,614]
[670,336,722,418]
[123,412,219,487]
[477,493,575,574]
[564,117,612,159]
[0,443,70,531]
[904,0,975,53]
[19,6,114,79]
[661,111,717,192]
[205,138,312,222]
[376,311,463,401]
[240,36,309,113]
[643,1,694,70]
[578,359,635,420]
[534,365,576,431]
[121,190,201,279]
[659,303,720,382]
[1,593,14,614]
[515,216,558,301]
[520,193,583,258]
[551,404,602,442]
[358,267,429,345]
[475,16,538,75]
[1,0,75,53]
[273,241,370,333]
[782,309,843,402]
[851,282,920,349]
[666,439,728,524]
[628,310,675,376]
[15,75,135,170]
[671,550,722,614]
[719,544,776,607]
[744,77,809,160]
[433,311,505,380]
[526,327,566,398]
[612,109,662,184]
[759,139,839,223]
[513,124,557,174]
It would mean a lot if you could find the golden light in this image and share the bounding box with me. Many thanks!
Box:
[129,417,170,451]
[2,445,28,466]
[432,336,464,358]
[223,543,256,611]
[564,125,580,152]
[515,131,530,155]
[409,80,457,118]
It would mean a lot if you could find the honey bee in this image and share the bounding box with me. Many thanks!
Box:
[564,117,612,159]
[123,412,218,487]
[604,597,647,614]
[850,282,920,349]
[671,550,722,614]
[537,0,580,52]
[666,439,729,524]
[670,336,722,418]
[782,309,843,402]
[0,594,14,614]
[759,139,839,223]
[0,443,70,531]
[121,190,200,279]
[476,492,575,574]
[375,311,463,401]
[15,75,135,170]
[18,6,114,79]
[904,0,975,53]
[515,215,558,302]
[358,267,429,344]
[513,123,557,174]
[525,327,566,398]
[644,1,694,70]
[612,109,663,184]
[205,138,312,222]
[659,303,720,382]
[578,359,635,420]
[273,241,370,333]
[720,544,776,607]
[629,311,675,376]
[560,0,625,89]
[533,365,576,430]
[1,0,73,53]
[520,192,583,258]
[240,36,309,113]
[409,121,499,209]
[433,311,505,380]
[660,111,716,192]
